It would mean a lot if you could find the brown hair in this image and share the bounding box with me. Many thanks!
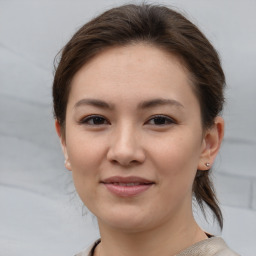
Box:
[53,3,225,229]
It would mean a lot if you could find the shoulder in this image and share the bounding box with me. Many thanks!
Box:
[74,239,101,256]
[177,237,240,256]
[75,237,239,256]
[74,246,91,256]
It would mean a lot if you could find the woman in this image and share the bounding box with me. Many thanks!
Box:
[53,3,239,256]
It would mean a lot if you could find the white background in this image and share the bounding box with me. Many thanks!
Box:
[0,0,255,255]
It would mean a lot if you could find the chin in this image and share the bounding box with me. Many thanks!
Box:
[96,205,154,232]
[103,219,151,233]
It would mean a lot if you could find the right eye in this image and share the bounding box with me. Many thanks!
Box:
[79,115,109,126]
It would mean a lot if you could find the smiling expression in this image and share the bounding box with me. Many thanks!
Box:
[59,44,211,232]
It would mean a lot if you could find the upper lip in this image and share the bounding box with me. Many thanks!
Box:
[101,176,155,184]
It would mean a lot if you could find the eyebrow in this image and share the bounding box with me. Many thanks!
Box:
[74,98,114,110]
[74,98,184,110]
[138,98,184,109]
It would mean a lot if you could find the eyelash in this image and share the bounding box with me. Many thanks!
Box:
[79,115,110,125]
[145,115,176,126]
[79,115,176,126]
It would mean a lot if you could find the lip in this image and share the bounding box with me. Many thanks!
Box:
[101,176,155,197]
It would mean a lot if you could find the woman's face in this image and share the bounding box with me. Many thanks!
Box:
[58,44,216,232]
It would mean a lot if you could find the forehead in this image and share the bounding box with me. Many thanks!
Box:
[74,43,188,76]
[68,44,198,108]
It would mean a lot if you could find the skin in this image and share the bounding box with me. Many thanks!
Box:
[56,44,224,256]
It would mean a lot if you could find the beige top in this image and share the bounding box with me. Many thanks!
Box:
[75,237,240,256]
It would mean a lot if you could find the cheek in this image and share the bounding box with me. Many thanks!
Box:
[150,134,201,190]
[65,132,105,198]
[66,130,104,170]
[69,147,100,210]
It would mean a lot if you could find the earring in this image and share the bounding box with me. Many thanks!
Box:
[64,159,71,167]
[205,162,210,167]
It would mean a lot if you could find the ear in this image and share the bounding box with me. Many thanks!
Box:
[55,120,72,171]
[198,116,224,171]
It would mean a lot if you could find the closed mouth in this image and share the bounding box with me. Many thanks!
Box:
[101,176,155,197]
[109,182,151,186]
[101,176,155,185]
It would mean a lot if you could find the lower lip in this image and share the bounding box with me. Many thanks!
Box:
[103,183,153,197]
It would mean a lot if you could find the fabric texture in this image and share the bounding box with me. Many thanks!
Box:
[75,237,240,256]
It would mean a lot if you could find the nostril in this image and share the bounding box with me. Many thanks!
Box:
[110,159,119,165]
[110,158,140,166]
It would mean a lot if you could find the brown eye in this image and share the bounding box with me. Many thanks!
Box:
[80,115,109,125]
[146,115,176,125]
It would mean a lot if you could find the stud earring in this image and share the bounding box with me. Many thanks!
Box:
[64,159,71,167]
[205,162,210,167]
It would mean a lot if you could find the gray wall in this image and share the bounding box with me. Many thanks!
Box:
[1,0,255,255]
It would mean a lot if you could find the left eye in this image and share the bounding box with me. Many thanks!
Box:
[80,115,109,125]
[146,115,175,125]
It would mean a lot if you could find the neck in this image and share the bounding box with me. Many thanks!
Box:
[95,213,207,256]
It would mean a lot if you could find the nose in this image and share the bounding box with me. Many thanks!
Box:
[107,124,146,166]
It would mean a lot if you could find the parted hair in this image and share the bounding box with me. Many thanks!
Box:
[53,3,225,229]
